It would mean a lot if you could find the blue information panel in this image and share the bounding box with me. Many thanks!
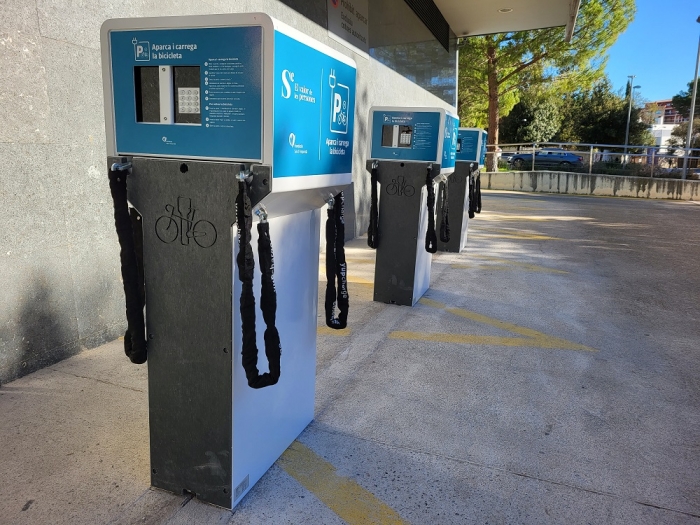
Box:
[110,26,263,160]
[442,113,459,170]
[457,128,487,164]
[370,111,441,162]
[272,31,356,178]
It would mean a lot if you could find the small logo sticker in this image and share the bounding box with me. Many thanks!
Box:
[133,38,150,61]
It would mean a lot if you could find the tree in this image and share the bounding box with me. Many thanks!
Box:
[552,78,653,147]
[671,118,700,148]
[671,80,699,119]
[640,102,664,126]
[500,93,562,143]
[458,0,635,170]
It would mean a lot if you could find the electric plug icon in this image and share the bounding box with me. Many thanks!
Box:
[329,69,336,89]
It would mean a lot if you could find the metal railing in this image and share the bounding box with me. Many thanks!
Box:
[486,142,700,179]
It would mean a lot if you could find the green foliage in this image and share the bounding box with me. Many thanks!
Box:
[500,94,562,143]
[671,80,699,119]
[553,78,654,147]
[458,0,635,168]
[670,118,700,148]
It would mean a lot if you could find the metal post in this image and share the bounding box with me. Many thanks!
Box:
[650,148,655,178]
[682,18,700,179]
[624,75,635,168]
[589,145,593,176]
[531,143,536,171]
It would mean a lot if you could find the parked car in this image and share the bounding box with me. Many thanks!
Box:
[500,151,517,163]
[508,148,584,170]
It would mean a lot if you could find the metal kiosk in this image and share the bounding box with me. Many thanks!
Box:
[436,127,486,252]
[101,14,356,509]
[366,107,459,306]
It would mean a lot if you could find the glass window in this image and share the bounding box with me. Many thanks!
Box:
[368,0,457,106]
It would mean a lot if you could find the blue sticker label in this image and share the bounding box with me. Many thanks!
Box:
[370,111,441,162]
[273,31,356,178]
[110,26,263,160]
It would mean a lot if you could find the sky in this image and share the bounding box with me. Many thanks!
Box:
[604,0,699,102]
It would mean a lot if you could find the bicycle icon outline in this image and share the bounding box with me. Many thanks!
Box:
[155,197,217,248]
[386,176,415,197]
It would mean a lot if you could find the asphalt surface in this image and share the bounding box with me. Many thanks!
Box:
[1,191,699,524]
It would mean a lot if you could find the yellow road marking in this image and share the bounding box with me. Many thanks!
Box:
[469,230,559,241]
[478,214,593,222]
[317,326,352,336]
[319,275,374,285]
[389,332,591,350]
[410,298,595,352]
[279,441,408,525]
[344,257,376,264]
[451,256,568,274]
[348,276,374,285]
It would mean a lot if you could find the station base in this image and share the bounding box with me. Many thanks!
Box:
[120,157,319,509]
[436,161,475,253]
[367,160,442,306]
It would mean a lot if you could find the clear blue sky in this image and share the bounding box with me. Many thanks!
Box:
[605,0,699,102]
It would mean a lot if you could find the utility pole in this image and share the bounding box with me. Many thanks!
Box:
[682,16,700,180]
[624,76,640,168]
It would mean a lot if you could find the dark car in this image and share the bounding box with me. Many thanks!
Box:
[508,149,584,170]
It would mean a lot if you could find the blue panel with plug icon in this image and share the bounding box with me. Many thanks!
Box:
[272,31,356,178]
[442,113,459,171]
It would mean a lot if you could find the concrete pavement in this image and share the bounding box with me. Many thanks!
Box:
[1,191,699,524]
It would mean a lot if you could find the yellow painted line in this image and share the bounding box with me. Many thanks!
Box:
[317,326,352,336]
[470,232,559,241]
[478,214,593,222]
[416,298,595,352]
[319,275,374,285]
[451,258,568,274]
[501,206,547,211]
[451,264,511,271]
[348,276,374,285]
[390,332,558,347]
[344,257,376,264]
[279,441,408,525]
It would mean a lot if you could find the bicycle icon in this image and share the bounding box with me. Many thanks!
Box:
[155,197,217,248]
[386,176,415,197]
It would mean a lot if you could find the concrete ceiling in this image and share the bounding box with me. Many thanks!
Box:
[434,0,580,40]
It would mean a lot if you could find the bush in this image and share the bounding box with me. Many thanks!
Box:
[519,162,694,179]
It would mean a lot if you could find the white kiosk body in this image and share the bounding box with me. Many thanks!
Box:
[101,13,356,508]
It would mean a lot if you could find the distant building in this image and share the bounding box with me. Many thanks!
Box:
[644,99,688,146]
[647,99,688,125]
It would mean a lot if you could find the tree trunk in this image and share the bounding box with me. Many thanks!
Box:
[486,42,499,172]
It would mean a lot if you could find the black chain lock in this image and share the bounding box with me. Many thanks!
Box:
[425,167,438,253]
[325,193,349,329]
[236,177,281,389]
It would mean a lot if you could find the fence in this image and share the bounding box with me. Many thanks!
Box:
[486,142,700,180]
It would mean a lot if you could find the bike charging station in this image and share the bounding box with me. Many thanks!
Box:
[437,127,487,252]
[366,107,459,306]
[101,13,356,508]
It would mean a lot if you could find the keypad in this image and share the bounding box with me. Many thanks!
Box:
[178,88,200,114]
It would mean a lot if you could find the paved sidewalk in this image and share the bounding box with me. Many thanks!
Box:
[1,191,699,524]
